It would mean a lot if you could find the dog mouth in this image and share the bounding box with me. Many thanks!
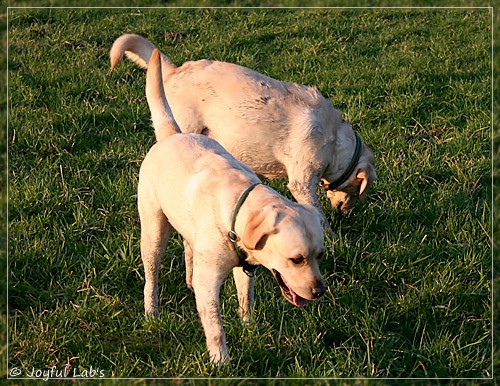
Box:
[337,199,352,213]
[272,269,309,308]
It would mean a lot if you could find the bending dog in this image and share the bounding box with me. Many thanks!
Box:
[110,34,377,234]
[137,49,326,364]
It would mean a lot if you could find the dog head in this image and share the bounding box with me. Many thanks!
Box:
[322,122,376,213]
[241,203,325,307]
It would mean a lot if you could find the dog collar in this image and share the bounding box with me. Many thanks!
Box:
[228,182,262,277]
[322,131,362,191]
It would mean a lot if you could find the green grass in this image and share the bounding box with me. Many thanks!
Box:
[7,6,492,380]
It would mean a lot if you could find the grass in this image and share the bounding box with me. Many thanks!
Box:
[6,6,492,381]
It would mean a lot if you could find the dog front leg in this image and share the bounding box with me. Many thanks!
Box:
[192,269,227,364]
[183,240,193,289]
[232,266,254,323]
[287,177,333,236]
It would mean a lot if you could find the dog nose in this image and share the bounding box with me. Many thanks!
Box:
[312,283,326,299]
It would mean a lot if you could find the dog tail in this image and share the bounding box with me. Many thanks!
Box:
[146,49,181,141]
[110,34,177,74]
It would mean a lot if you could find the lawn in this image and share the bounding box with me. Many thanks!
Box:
[6,6,492,381]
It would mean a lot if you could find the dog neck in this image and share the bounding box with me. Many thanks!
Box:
[327,131,362,190]
[229,182,262,277]
[322,125,362,191]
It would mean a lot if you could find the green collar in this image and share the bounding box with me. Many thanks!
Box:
[324,131,362,191]
[228,182,261,277]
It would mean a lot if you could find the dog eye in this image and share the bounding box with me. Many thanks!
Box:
[290,256,305,265]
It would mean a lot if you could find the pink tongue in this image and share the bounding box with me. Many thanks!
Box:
[282,274,309,308]
[291,290,309,308]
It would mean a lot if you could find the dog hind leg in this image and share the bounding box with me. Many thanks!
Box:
[140,210,172,317]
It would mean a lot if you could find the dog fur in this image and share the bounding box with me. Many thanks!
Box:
[110,34,377,234]
[137,49,325,364]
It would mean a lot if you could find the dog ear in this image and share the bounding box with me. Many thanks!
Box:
[354,170,370,199]
[355,164,378,199]
[242,206,279,250]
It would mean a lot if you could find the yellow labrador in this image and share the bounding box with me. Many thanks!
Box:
[110,34,377,234]
[137,49,325,364]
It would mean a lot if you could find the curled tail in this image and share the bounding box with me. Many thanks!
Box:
[110,33,177,74]
[146,49,181,141]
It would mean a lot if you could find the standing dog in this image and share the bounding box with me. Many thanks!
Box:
[137,49,326,364]
[110,34,377,234]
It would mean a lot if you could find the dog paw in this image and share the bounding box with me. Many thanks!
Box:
[237,307,252,323]
[145,308,159,318]
[323,223,335,238]
[210,353,230,366]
